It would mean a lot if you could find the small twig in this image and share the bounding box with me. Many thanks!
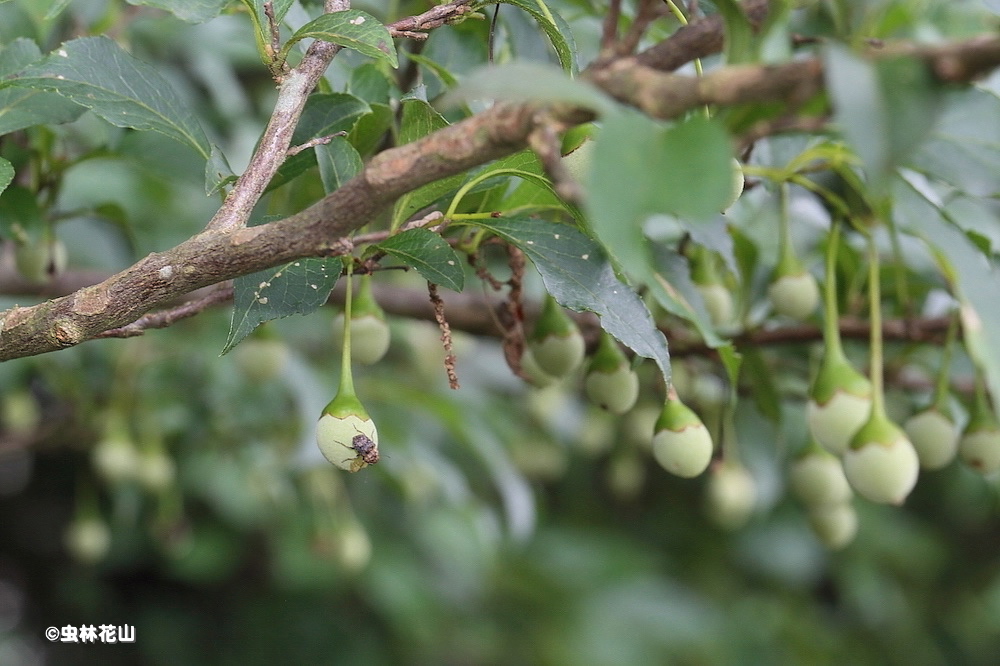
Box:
[263,1,282,65]
[286,131,347,156]
[488,5,500,64]
[601,0,622,54]
[619,0,666,56]
[500,245,528,379]
[96,284,235,339]
[428,283,460,389]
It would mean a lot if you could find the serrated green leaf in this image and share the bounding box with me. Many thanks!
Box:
[316,136,362,194]
[481,0,576,72]
[376,228,464,291]
[7,37,210,159]
[0,158,13,197]
[223,257,342,355]
[0,38,84,134]
[470,216,671,385]
[283,10,397,69]
[126,0,230,23]
[205,144,236,196]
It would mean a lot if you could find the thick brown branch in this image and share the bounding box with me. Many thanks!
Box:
[2,6,999,362]
[0,103,535,361]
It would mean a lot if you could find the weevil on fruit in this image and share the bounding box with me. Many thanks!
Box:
[343,425,380,472]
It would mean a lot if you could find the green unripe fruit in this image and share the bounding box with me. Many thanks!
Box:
[91,432,140,483]
[332,313,391,365]
[706,462,757,529]
[807,502,858,550]
[789,444,852,507]
[15,237,67,283]
[64,517,112,564]
[234,338,289,382]
[808,354,872,456]
[562,137,594,184]
[689,247,733,327]
[316,394,379,472]
[768,271,820,320]
[903,408,959,470]
[957,391,1000,474]
[843,416,919,505]
[137,451,176,492]
[332,275,391,365]
[584,332,639,414]
[651,397,713,478]
[958,428,1000,475]
[336,521,372,573]
[696,283,734,328]
[529,295,585,378]
[723,157,745,211]
[519,347,559,387]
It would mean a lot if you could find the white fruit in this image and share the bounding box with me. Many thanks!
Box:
[652,423,713,478]
[696,283,734,328]
[706,463,757,529]
[904,409,959,470]
[807,503,858,550]
[807,391,872,456]
[585,364,640,415]
[316,413,378,472]
[789,449,852,507]
[842,436,919,505]
[768,271,820,320]
[958,429,1000,475]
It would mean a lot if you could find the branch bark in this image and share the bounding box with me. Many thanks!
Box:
[2,2,999,362]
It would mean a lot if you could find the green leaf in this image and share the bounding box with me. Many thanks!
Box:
[348,102,393,157]
[647,246,726,349]
[714,0,756,64]
[470,216,671,386]
[392,99,462,227]
[480,0,576,72]
[587,110,733,274]
[895,174,1000,413]
[126,0,231,23]
[376,228,464,291]
[0,158,12,196]
[441,63,611,114]
[316,136,363,194]
[824,45,942,190]
[0,38,84,134]
[223,257,342,355]
[269,93,369,191]
[205,144,236,196]
[283,11,397,69]
[910,88,1000,197]
[7,37,210,159]
[743,347,781,423]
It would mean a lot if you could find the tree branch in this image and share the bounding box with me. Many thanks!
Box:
[3,2,1000,362]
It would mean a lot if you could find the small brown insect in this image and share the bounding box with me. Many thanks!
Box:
[343,426,379,473]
